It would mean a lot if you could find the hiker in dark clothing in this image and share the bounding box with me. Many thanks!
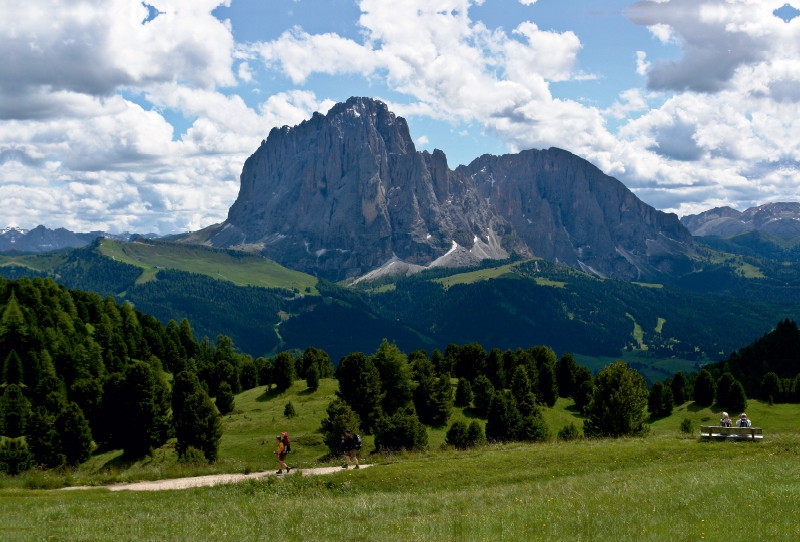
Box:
[340,429,361,470]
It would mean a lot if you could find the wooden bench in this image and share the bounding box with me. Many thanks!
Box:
[700,425,763,440]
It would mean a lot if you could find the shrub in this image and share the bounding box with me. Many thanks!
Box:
[445,421,469,449]
[0,437,33,475]
[466,420,485,447]
[177,446,207,464]
[305,363,320,392]
[583,361,649,438]
[172,371,221,462]
[454,378,473,407]
[374,404,428,451]
[216,381,235,415]
[557,422,581,441]
[693,369,716,406]
[519,410,549,443]
[472,375,494,416]
[320,399,361,454]
[680,417,694,434]
[283,401,296,419]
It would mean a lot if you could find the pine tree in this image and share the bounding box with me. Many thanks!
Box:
[583,362,649,438]
[374,403,428,451]
[454,378,473,407]
[2,350,24,386]
[693,369,716,406]
[371,340,413,415]
[445,421,469,449]
[69,378,103,435]
[55,402,93,465]
[320,399,361,454]
[670,371,688,404]
[302,347,334,378]
[485,348,506,390]
[537,360,559,407]
[283,401,296,419]
[216,381,235,415]
[573,366,594,413]
[306,363,320,392]
[120,361,170,458]
[26,407,65,468]
[511,365,532,405]
[485,390,522,442]
[172,371,221,462]
[519,406,550,443]
[727,380,748,412]
[555,353,578,398]
[335,352,383,433]
[649,382,666,418]
[428,374,453,425]
[240,359,259,390]
[273,352,296,392]
[472,375,494,416]
[760,372,781,402]
[0,437,33,475]
[0,384,30,437]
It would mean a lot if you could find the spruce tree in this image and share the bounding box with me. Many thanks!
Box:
[716,372,739,408]
[485,348,506,390]
[760,372,781,402]
[283,401,296,419]
[0,384,30,437]
[335,352,383,433]
[3,350,23,385]
[216,381,235,415]
[454,378,473,407]
[273,352,296,392]
[727,380,748,412]
[374,403,428,451]
[519,406,550,443]
[472,375,494,416]
[555,353,578,398]
[172,371,221,462]
[120,361,170,458]
[371,340,413,415]
[431,349,449,377]
[69,378,103,435]
[693,369,716,406]
[240,359,259,390]
[649,382,666,418]
[428,374,453,425]
[573,366,594,413]
[306,363,320,392]
[670,371,688,405]
[0,437,33,475]
[511,365,533,405]
[320,399,361,454]
[445,420,469,449]
[583,362,649,438]
[660,384,675,416]
[26,407,65,468]
[485,390,522,442]
[466,420,486,447]
[302,347,334,378]
[537,360,559,407]
[55,402,93,465]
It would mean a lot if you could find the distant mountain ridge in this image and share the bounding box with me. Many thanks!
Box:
[203,97,693,282]
[0,225,160,253]
[681,202,800,239]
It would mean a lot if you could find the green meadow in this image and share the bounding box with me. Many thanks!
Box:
[2,379,799,541]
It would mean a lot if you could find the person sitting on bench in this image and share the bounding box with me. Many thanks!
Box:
[719,412,732,427]
[736,413,751,428]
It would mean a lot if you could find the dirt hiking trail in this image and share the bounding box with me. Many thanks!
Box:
[61,464,373,492]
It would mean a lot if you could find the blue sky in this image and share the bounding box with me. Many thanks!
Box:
[2,0,799,233]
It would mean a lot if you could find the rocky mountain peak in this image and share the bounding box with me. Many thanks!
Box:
[682,202,800,239]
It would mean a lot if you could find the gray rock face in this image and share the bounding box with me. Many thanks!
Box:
[0,225,88,252]
[681,202,800,239]
[216,97,693,281]
[460,149,693,280]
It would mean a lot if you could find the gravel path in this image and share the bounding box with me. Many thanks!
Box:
[61,464,372,492]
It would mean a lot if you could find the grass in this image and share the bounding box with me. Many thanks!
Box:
[97,239,319,294]
[2,380,800,540]
[626,313,646,349]
[655,317,666,333]
[632,281,664,289]
[435,262,565,289]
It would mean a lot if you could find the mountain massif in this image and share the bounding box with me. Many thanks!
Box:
[0,226,159,253]
[681,202,800,239]
[202,97,693,281]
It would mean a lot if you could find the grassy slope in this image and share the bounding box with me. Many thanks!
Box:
[97,239,319,293]
[434,261,566,289]
[2,388,799,540]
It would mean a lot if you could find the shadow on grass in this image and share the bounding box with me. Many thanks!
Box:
[460,407,487,420]
[297,388,315,396]
[687,402,722,413]
[256,386,284,402]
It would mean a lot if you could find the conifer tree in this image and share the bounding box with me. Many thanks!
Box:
[237,359,258,391]
[26,407,65,468]
[306,363,320,392]
[694,369,716,406]
[374,403,428,451]
[3,350,24,386]
[69,378,103,435]
[454,378,473,407]
[572,366,594,413]
[583,362,649,438]
[670,371,688,405]
[537,360,559,407]
[519,404,549,443]
[172,371,221,462]
[431,349,449,377]
[335,352,383,433]
[0,384,30,437]
[511,365,533,405]
[55,402,93,465]
[760,372,781,402]
[466,420,485,447]
[445,420,469,449]
[0,437,33,475]
[485,348,506,390]
[648,382,674,418]
[555,353,579,398]
[472,375,494,415]
[320,399,360,454]
[371,340,413,415]
[485,390,522,442]
[283,401,296,419]
[428,374,453,425]
[120,361,170,458]
[216,381,235,415]
[273,352,296,392]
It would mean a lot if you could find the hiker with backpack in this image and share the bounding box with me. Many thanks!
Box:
[737,413,751,428]
[340,429,361,469]
[719,412,732,427]
[273,433,291,474]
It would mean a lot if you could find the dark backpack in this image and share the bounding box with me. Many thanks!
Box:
[281,432,291,453]
[353,434,362,450]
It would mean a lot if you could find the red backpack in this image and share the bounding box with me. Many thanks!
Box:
[281,432,291,453]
